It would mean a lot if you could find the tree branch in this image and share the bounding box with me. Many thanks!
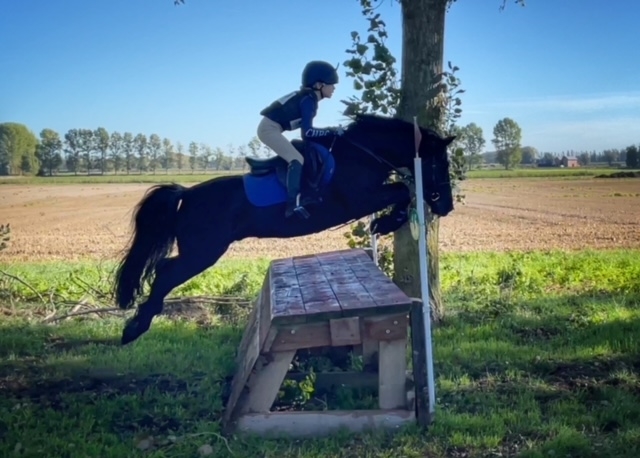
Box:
[43,306,124,324]
[0,269,47,305]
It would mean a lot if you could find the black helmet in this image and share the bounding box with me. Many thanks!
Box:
[301,60,339,88]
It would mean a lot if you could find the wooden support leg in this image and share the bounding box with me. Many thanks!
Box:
[239,350,297,414]
[378,338,407,409]
[360,336,378,367]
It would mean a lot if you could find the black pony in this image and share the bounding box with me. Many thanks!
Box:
[114,113,455,345]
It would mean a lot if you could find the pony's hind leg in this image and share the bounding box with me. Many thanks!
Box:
[121,242,230,345]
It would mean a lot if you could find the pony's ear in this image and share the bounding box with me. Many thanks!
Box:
[443,136,456,146]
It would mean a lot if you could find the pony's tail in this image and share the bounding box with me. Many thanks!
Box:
[113,183,185,310]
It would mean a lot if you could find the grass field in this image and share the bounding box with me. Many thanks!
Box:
[465,167,637,179]
[1,250,639,457]
[0,172,238,186]
[1,172,639,457]
[0,167,636,187]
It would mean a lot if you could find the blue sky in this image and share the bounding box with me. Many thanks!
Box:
[1,0,639,154]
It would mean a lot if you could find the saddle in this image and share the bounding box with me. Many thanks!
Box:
[245,139,328,193]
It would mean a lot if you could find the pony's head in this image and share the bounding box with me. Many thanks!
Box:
[342,114,455,217]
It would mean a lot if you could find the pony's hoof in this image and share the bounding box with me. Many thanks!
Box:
[120,315,150,345]
[370,215,404,236]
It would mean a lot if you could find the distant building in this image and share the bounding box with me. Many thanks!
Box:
[561,156,580,168]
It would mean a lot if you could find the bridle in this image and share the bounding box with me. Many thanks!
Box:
[338,136,412,182]
[330,128,447,203]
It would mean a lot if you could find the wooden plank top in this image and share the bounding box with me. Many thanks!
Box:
[268,249,412,325]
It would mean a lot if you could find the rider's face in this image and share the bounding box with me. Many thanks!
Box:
[320,84,335,99]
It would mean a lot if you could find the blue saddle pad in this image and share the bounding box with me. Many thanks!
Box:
[243,144,336,208]
[243,172,288,207]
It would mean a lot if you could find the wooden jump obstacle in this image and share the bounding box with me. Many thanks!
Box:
[222,248,433,438]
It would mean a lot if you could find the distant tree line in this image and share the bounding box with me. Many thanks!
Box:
[534,148,639,168]
[2,118,638,177]
[0,122,273,176]
[451,117,640,170]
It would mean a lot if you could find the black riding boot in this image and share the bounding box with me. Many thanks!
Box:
[285,160,309,219]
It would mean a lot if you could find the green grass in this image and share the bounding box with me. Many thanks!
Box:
[1,249,640,457]
[466,167,638,179]
[0,257,270,302]
[0,172,239,185]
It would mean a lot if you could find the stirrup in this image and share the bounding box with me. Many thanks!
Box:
[286,193,310,219]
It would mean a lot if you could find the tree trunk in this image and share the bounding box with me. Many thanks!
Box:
[393,0,447,322]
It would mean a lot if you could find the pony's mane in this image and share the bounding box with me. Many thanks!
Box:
[345,113,440,139]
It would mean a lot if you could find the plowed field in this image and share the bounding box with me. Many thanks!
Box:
[1,177,639,262]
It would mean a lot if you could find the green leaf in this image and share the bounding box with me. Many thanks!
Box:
[356,44,369,55]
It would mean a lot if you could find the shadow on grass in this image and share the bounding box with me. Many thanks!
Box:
[0,289,639,457]
[0,311,243,438]
[0,314,248,457]
[430,289,640,457]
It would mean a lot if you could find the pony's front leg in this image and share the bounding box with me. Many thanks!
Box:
[369,186,412,236]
